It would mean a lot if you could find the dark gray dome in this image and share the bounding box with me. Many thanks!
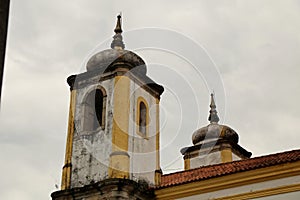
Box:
[86,49,147,74]
[192,123,239,145]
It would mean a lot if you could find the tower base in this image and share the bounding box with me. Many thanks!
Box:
[51,178,155,200]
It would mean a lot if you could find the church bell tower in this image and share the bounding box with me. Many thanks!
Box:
[52,15,164,200]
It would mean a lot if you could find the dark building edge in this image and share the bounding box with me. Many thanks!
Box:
[0,0,10,105]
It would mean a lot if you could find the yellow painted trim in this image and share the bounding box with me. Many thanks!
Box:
[61,90,76,190]
[155,98,161,185]
[136,96,149,139]
[214,183,300,200]
[156,98,160,170]
[221,148,232,163]
[155,169,162,186]
[155,161,300,199]
[184,158,190,170]
[112,76,130,151]
[109,75,130,178]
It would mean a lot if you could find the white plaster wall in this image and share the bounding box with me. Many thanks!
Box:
[190,151,221,169]
[128,79,158,184]
[179,175,300,200]
[71,78,114,188]
[232,152,242,161]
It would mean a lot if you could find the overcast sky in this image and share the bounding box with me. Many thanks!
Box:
[1,1,300,199]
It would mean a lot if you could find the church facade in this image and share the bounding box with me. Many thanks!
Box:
[51,16,300,200]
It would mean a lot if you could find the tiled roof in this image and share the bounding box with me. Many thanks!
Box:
[160,149,300,188]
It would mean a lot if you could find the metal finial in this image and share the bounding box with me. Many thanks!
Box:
[111,14,125,49]
[208,93,219,123]
[114,14,122,34]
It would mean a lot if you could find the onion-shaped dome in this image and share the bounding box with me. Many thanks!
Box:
[192,123,239,145]
[192,93,239,145]
[86,49,146,74]
[86,15,146,74]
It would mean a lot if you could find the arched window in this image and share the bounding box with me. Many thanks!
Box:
[83,88,106,131]
[137,100,148,136]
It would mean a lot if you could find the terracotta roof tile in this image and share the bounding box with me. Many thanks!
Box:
[159,149,300,188]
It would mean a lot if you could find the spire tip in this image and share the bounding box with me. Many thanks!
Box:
[111,14,125,49]
[208,93,219,123]
[114,14,122,34]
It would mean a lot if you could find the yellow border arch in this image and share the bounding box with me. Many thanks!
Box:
[136,96,149,139]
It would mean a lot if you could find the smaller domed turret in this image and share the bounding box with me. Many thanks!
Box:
[181,93,251,170]
[192,94,239,145]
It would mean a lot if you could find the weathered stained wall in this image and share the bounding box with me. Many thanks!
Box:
[71,78,114,188]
